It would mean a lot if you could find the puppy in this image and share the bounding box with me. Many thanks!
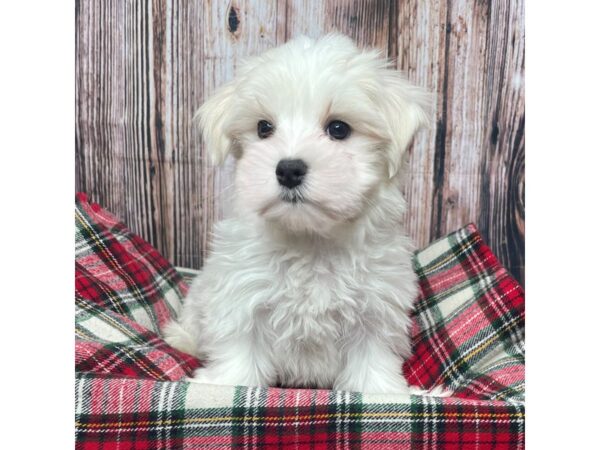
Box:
[164,34,430,394]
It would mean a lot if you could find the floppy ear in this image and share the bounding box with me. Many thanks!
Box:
[378,71,431,178]
[194,81,237,165]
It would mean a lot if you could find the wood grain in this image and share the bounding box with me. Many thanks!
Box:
[76,0,525,285]
[397,0,525,282]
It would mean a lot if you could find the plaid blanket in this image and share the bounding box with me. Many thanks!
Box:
[75,193,524,449]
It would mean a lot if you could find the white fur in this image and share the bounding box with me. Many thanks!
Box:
[164,34,435,394]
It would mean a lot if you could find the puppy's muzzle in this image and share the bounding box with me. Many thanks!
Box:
[276,159,307,189]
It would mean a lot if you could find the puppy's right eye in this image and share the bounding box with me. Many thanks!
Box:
[326,120,351,140]
[257,120,275,139]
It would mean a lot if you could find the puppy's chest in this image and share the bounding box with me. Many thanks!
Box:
[263,257,361,343]
[258,259,353,384]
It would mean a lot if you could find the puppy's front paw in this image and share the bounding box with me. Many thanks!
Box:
[409,385,454,397]
[186,364,272,388]
[335,372,411,394]
[187,367,223,385]
[162,320,198,356]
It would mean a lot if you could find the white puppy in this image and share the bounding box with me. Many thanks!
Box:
[164,34,431,394]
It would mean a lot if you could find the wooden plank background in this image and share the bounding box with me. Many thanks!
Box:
[76,0,525,285]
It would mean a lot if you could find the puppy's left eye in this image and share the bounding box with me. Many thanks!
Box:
[326,120,351,140]
[257,120,275,139]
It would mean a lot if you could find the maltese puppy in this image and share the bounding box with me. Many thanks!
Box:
[164,34,430,394]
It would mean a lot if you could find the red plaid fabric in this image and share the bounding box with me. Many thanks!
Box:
[75,193,200,380]
[75,193,524,449]
[404,225,525,402]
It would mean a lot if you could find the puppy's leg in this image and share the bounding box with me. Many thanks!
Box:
[190,335,277,388]
[162,319,199,356]
[334,336,410,394]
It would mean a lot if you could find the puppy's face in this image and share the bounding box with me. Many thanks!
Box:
[198,34,429,235]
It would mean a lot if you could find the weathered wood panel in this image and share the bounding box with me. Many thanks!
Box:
[76,0,525,284]
[397,0,525,282]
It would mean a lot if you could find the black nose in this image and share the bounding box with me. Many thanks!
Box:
[276,159,308,189]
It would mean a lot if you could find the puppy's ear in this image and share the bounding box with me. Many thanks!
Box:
[195,81,237,165]
[378,71,431,178]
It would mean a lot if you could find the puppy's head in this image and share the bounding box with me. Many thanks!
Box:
[197,34,430,235]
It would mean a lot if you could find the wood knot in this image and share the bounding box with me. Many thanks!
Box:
[490,122,500,146]
[228,6,240,34]
[445,193,458,207]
